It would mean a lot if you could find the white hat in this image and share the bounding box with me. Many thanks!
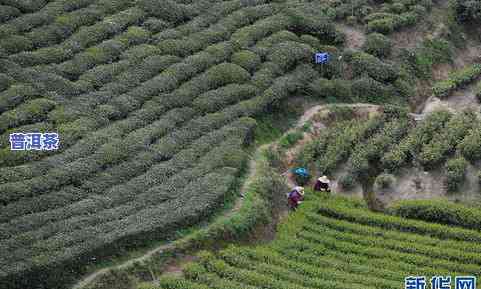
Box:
[294,186,304,191]
[318,176,330,184]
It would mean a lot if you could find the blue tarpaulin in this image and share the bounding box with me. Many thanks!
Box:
[315,52,330,64]
[294,167,309,177]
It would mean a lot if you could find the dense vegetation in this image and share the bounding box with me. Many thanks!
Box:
[295,107,481,193]
[142,193,481,289]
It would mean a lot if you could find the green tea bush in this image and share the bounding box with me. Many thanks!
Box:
[367,17,395,34]
[0,73,14,91]
[231,50,261,73]
[351,77,392,103]
[0,34,33,53]
[193,84,258,114]
[139,0,195,24]
[308,78,352,101]
[339,173,356,190]
[279,131,304,149]
[374,173,396,190]
[453,0,481,24]
[267,41,314,72]
[363,33,392,58]
[350,52,399,83]
[458,124,481,162]
[389,199,481,231]
[0,98,56,133]
[433,64,481,98]
[418,111,476,169]
[286,7,345,45]
[143,17,169,33]
[445,156,469,192]
[382,110,452,171]
[0,5,21,23]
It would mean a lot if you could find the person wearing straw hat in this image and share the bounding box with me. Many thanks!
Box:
[314,175,331,192]
[287,186,305,211]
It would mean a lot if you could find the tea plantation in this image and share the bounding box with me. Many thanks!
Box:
[0,0,480,288]
[295,107,481,193]
[143,192,481,289]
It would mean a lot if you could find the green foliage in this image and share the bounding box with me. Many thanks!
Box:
[139,0,195,24]
[458,123,481,162]
[339,173,356,190]
[433,64,481,98]
[363,33,392,58]
[308,78,352,101]
[351,77,393,103]
[389,199,481,231]
[279,131,304,149]
[231,50,261,73]
[151,194,481,289]
[0,34,33,53]
[374,173,396,190]
[350,52,399,83]
[452,0,481,24]
[0,5,21,22]
[445,156,469,192]
[418,111,476,169]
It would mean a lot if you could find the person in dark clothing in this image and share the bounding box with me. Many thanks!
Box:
[314,175,331,192]
[287,186,304,211]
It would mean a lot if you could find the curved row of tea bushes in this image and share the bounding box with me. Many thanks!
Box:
[382,110,453,172]
[9,6,146,66]
[0,0,96,37]
[388,199,481,231]
[147,192,481,289]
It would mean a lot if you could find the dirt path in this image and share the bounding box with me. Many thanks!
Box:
[337,24,366,51]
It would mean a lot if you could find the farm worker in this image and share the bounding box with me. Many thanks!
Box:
[287,186,305,211]
[314,175,331,192]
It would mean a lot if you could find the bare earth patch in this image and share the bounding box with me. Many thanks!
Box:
[337,24,366,51]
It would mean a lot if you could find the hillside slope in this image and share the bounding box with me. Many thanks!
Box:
[143,192,481,289]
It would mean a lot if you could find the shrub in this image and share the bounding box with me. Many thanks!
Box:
[286,7,345,45]
[266,41,314,72]
[458,124,481,162]
[0,35,33,53]
[389,199,481,231]
[143,17,169,33]
[308,78,352,101]
[279,131,304,149]
[351,77,392,103]
[231,50,261,73]
[418,112,475,169]
[374,173,396,190]
[363,33,392,58]
[367,18,395,34]
[445,156,468,192]
[0,73,14,91]
[139,0,195,24]
[453,0,481,24]
[0,5,21,22]
[339,173,356,190]
[433,64,481,98]
[193,84,258,114]
[350,52,399,83]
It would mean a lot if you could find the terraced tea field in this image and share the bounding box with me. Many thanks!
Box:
[144,192,481,289]
[0,0,358,287]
